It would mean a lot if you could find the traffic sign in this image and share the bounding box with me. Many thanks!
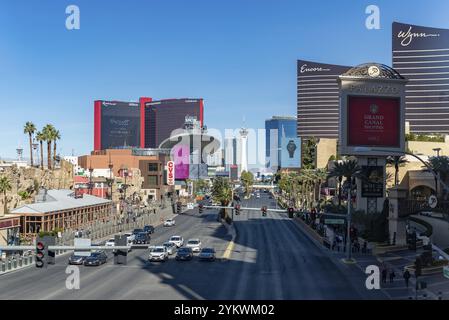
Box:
[444,266,449,279]
[325,219,345,225]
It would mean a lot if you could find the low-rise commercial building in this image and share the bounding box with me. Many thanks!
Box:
[10,189,112,238]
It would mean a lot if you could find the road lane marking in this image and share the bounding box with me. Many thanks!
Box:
[222,240,235,260]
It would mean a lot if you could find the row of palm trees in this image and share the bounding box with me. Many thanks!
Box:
[24,122,61,170]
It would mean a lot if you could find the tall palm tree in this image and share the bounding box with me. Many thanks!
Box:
[52,129,61,168]
[328,162,345,206]
[23,122,36,167]
[240,171,254,197]
[429,156,449,196]
[211,177,233,219]
[36,131,45,170]
[0,176,12,216]
[387,156,408,186]
[42,124,55,170]
[315,168,328,202]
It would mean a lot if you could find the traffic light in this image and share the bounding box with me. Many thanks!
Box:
[261,206,267,216]
[199,203,204,214]
[287,207,294,218]
[234,204,241,215]
[35,238,46,268]
[35,236,56,268]
[176,202,182,214]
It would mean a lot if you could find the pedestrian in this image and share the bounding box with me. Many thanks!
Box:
[403,269,411,288]
[381,268,387,284]
[389,269,396,283]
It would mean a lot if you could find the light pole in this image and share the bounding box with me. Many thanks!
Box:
[108,156,114,201]
[88,165,94,195]
[346,178,353,262]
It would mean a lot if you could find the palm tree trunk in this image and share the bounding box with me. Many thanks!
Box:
[3,191,7,215]
[47,141,52,170]
[28,133,34,167]
[40,142,44,169]
[53,141,57,168]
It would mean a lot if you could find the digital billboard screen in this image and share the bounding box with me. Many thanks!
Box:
[347,96,400,148]
[280,137,301,168]
[171,144,190,180]
[101,102,140,149]
[361,166,384,198]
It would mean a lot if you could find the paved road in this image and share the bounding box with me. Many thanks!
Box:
[0,191,386,299]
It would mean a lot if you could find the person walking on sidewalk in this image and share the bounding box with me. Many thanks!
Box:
[389,269,396,283]
[381,268,387,284]
[403,269,411,288]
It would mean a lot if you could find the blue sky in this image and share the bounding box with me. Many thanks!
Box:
[1,0,449,159]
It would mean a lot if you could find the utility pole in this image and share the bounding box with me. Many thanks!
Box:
[346,178,353,262]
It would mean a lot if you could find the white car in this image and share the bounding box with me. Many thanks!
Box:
[163,242,177,255]
[169,236,184,248]
[164,219,176,227]
[186,239,202,253]
[148,246,168,262]
[105,238,115,247]
[123,233,135,252]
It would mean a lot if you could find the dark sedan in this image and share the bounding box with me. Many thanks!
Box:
[83,251,107,266]
[134,232,150,244]
[175,247,193,261]
[68,254,86,265]
[198,248,216,261]
[143,225,155,234]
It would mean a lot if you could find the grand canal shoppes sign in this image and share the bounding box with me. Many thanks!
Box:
[338,63,407,157]
[338,63,407,215]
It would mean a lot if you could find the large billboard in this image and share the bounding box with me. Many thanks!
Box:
[347,96,400,148]
[171,144,190,180]
[100,101,140,149]
[280,137,301,168]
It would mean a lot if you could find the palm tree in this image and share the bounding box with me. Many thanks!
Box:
[42,124,55,170]
[0,176,12,216]
[52,129,61,168]
[315,169,328,202]
[429,156,449,196]
[328,162,345,206]
[387,156,408,186]
[23,122,36,167]
[240,171,254,198]
[211,177,233,219]
[36,131,45,170]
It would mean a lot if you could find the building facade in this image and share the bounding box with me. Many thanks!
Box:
[11,189,112,238]
[265,116,300,171]
[392,22,449,134]
[297,60,351,138]
[144,99,204,148]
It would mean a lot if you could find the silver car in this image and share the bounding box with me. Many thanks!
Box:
[186,239,202,253]
[148,246,168,262]
[163,242,177,255]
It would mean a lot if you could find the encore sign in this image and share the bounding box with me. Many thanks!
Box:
[167,161,175,186]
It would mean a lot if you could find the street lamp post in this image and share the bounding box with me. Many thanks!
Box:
[108,158,114,201]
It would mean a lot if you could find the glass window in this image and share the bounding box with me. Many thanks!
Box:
[148,176,158,186]
[148,163,159,172]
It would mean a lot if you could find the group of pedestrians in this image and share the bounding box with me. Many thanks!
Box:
[381,265,411,288]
